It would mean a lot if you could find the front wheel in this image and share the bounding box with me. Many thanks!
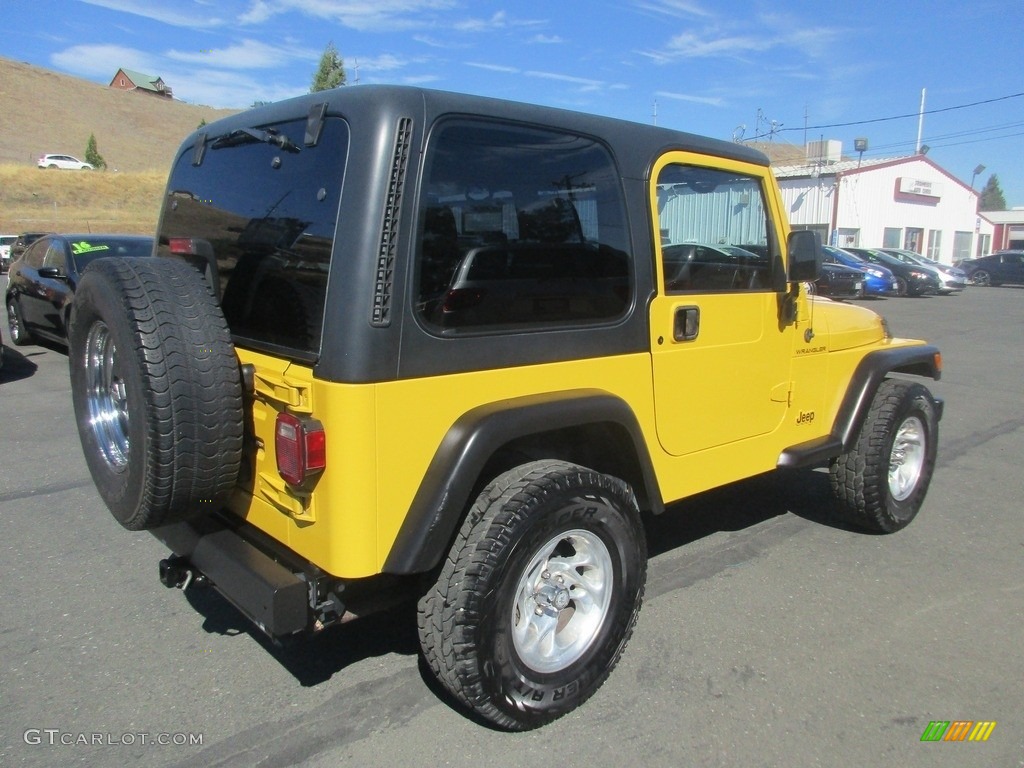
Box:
[417,460,647,730]
[829,379,939,533]
[7,298,34,346]
[894,276,908,296]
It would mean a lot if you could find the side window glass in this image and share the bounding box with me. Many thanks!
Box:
[415,120,631,331]
[656,164,775,293]
[43,243,66,271]
[24,241,47,268]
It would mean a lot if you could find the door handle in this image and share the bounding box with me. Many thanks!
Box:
[673,305,700,341]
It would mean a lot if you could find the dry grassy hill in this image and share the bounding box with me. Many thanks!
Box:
[0,56,238,234]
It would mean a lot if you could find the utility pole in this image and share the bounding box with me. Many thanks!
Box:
[915,88,926,153]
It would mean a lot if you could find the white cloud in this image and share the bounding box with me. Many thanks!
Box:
[639,17,843,65]
[455,11,507,32]
[525,70,605,90]
[402,74,441,85]
[465,62,521,74]
[51,44,160,79]
[356,53,414,72]
[166,39,317,69]
[632,0,712,19]
[77,0,227,28]
[655,90,725,107]
[530,34,564,44]
[238,0,458,32]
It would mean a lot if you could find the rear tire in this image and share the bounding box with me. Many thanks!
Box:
[68,257,244,530]
[418,460,646,730]
[829,379,938,533]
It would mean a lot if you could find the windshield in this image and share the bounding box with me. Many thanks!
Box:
[156,117,348,362]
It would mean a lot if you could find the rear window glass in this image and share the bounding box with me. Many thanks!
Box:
[415,119,631,332]
[156,117,348,361]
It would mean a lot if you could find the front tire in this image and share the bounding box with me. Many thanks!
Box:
[418,460,647,730]
[7,297,34,346]
[829,379,939,533]
[969,269,992,286]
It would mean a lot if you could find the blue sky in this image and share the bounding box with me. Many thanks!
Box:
[4,0,1023,206]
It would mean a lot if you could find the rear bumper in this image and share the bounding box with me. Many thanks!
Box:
[152,514,310,637]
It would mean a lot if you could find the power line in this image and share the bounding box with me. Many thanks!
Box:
[864,121,1024,153]
[749,91,1024,140]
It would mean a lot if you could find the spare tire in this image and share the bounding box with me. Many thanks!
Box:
[69,257,244,530]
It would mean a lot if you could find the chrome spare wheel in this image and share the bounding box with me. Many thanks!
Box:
[83,320,130,471]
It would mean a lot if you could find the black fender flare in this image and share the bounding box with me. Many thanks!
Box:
[383,389,663,575]
[777,344,943,468]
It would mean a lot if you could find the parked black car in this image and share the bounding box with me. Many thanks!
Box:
[957,251,1024,287]
[880,248,966,294]
[844,247,941,296]
[6,234,154,346]
[822,245,898,297]
[811,261,865,299]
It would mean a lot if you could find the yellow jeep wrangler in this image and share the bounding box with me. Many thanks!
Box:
[68,86,942,730]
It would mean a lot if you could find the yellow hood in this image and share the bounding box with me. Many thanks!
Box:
[812,298,886,352]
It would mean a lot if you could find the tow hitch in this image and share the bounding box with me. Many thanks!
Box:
[159,555,207,590]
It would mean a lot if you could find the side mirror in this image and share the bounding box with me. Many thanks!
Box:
[37,266,67,280]
[787,230,822,282]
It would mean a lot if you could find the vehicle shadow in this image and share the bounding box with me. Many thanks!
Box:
[184,585,421,687]
[644,465,862,557]
[177,465,860,694]
[0,345,39,383]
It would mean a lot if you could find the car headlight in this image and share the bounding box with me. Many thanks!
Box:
[910,270,928,279]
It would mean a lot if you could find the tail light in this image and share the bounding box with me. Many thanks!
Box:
[168,237,199,255]
[275,412,326,486]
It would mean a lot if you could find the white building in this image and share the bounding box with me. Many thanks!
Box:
[773,149,993,265]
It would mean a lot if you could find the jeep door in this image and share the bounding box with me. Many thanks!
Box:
[648,154,794,456]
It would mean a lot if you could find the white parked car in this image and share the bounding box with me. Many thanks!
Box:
[37,154,93,170]
[1,234,17,273]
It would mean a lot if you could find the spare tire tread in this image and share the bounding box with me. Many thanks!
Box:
[69,257,244,530]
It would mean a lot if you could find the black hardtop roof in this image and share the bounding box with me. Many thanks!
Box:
[191,84,768,170]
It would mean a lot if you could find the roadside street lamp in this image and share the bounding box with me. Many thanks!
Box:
[970,164,986,190]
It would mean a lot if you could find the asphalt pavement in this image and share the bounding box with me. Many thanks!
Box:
[1,277,1022,768]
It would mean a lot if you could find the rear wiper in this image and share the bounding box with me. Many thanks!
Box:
[211,127,301,153]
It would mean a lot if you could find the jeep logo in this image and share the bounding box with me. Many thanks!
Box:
[796,410,815,425]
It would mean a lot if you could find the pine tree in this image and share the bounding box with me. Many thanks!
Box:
[310,42,346,92]
[978,175,1007,212]
[84,133,107,170]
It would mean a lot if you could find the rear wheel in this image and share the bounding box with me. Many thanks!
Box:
[68,257,244,530]
[418,460,647,730]
[829,379,938,533]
